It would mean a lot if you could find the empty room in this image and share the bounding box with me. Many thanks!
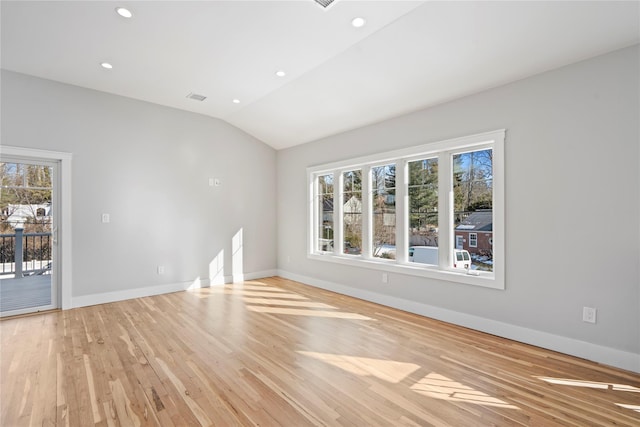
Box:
[1,1,639,426]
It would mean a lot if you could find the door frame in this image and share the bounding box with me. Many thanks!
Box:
[0,146,72,309]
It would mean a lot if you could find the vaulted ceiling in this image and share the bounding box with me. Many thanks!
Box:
[2,1,639,149]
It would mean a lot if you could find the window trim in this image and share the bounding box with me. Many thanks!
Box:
[307,129,505,290]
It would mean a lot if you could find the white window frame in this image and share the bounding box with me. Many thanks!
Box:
[307,129,505,290]
[469,233,478,248]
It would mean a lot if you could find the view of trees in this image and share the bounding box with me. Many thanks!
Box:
[406,148,494,247]
[1,162,53,234]
[408,158,439,247]
[452,148,494,268]
[317,148,493,259]
[372,164,395,258]
[343,170,362,253]
[318,174,334,251]
[0,163,53,271]
[453,149,493,215]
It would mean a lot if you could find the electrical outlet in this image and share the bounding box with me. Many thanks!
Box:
[582,307,597,324]
[101,213,110,223]
[157,265,165,275]
[382,273,388,283]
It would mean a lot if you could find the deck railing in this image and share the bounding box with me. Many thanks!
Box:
[0,229,52,276]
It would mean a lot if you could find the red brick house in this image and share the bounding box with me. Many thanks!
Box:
[455,209,493,257]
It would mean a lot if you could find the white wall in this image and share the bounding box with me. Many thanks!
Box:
[2,46,638,372]
[276,45,640,372]
[1,70,277,304]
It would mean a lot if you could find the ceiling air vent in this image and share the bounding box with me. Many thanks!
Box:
[314,0,336,9]
[186,92,207,102]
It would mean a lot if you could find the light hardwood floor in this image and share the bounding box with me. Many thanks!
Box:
[1,277,639,426]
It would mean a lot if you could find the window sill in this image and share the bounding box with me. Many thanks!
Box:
[307,252,504,290]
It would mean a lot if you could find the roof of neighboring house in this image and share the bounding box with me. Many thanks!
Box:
[323,198,334,212]
[455,209,493,232]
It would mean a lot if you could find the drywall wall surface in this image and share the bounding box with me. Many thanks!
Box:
[1,70,277,298]
[277,46,640,359]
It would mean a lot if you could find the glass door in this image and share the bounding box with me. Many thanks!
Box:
[0,158,58,316]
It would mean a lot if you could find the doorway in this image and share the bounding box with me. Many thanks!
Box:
[1,147,71,316]
[0,158,58,315]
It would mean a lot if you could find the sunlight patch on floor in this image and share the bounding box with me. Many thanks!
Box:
[207,289,310,300]
[298,351,420,383]
[537,377,640,392]
[411,372,519,409]
[248,306,371,320]
[242,297,337,309]
[615,403,640,413]
[236,284,290,293]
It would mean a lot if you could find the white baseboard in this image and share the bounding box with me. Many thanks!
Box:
[233,269,279,283]
[277,269,640,374]
[71,269,278,308]
[72,281,196,308]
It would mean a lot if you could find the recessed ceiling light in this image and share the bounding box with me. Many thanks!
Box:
[100,62,113,69]
[275,70,286,77]
[232,99,240,104]
[351,17,366,28]
[115,7,132,18]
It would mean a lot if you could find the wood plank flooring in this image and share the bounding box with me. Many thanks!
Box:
[1,276,639,426]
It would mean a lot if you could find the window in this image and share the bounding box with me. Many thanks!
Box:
[343,170,362,255]
[372,164,396,259]
[316,174,333,252]
[308,130,505,289]
[408,157,438,263]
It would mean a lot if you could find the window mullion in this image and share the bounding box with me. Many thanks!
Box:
[361,165,372,259]
[395,159,408,263]
[334,170,344,255]
[310,174,317,253]
[438,152,452,269]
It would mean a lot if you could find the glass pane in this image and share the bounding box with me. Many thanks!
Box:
[26,165,53,188]
[1,189,52,233]
[453,148,493,272]
[343,170,362,255]
[408,158,438,265]
[1,161,53,314]
[1,163,53,234]
[317,174,334,252]
[371,164,396,259]
[1,163,25,187]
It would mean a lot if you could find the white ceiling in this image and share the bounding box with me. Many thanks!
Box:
[2,1,639,150]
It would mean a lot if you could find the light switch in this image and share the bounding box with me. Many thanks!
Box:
[101,213,110,223]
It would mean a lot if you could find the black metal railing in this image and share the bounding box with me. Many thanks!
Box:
[0,230,52,276]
